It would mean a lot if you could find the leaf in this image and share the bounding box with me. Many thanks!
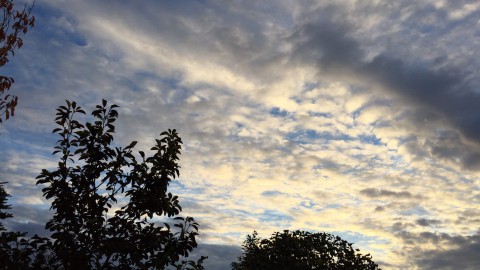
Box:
[126,141,137,149]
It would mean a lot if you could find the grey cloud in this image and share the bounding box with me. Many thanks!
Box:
[3,220,49,237]
[393,229,438,247]
[10,205,51,224]
[288,6,362,71]
[360,188,413,198]
[415,234,480,270]
[416,218,441,227]
[360,55,480,144]
[2,205,51,237]
[392,228,480,269]
[456,209,480,225]
[391,221,416,234]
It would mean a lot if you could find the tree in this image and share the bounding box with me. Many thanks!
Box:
[0,182,24,265]
[232,230,381,270]
[35,100,205,269]
[0,182,56,270]
[0,181,30,269]
[0,0,35,123]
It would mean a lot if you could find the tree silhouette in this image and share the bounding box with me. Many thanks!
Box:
[0,182,55,269]
[0,181,22,267]
[0,0,35,123]
[232,230,381,270]
[35,99,205,269]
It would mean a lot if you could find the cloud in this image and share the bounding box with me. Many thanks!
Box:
[360,188,414,199]
[398,231,480,270]
[287,2,480,170]
[2,204,51,236]
[416,218,441,227]
[3,220,49,237]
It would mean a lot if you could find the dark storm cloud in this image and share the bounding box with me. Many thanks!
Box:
[360,188,413,198]
[288,5,480,169]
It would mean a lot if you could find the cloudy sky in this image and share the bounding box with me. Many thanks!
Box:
[1,0,480,269]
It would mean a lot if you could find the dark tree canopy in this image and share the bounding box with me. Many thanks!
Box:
[30,99,205,269]
[232,230,381,270]
[0,0,35,123]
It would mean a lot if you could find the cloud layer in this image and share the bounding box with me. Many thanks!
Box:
[1,0,480,269]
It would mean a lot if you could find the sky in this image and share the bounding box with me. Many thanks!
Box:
[1,0,480,269]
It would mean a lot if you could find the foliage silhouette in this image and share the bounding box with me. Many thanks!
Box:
[0,182,56,270]
[232,230,381,270]
[33,99,205,269]
[0,0,35,123]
